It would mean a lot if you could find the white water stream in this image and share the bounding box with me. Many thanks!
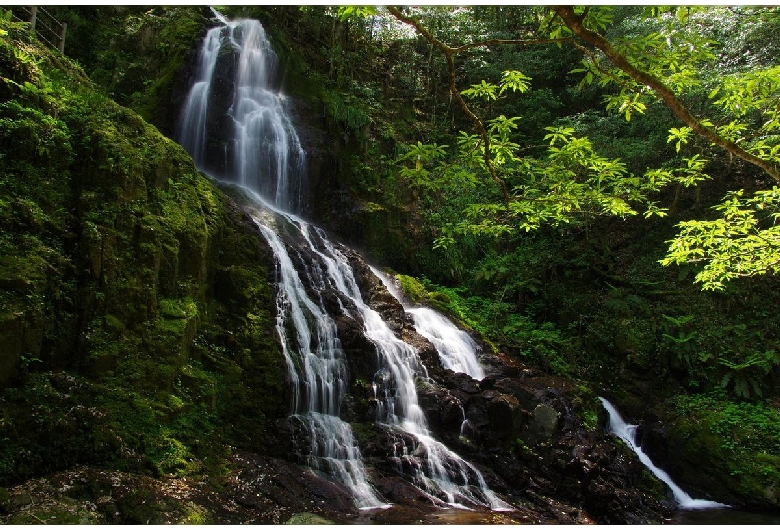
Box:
[372,269,485,380]
[599,397,728,510]
[177,12,509,512]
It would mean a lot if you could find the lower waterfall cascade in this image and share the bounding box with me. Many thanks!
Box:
[254,200,510,510]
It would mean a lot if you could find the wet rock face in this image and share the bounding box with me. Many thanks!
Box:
[203,41,238,178]
[635,421,669,464]
[342,253,674,523]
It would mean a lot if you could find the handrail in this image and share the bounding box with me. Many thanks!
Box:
[9,6,67,53]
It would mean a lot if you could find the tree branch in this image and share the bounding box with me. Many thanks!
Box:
[386,6,510,203]
[551,5,780,183]
[452,37,572,54]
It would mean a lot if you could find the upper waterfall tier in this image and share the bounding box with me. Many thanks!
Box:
[177,17,306,214]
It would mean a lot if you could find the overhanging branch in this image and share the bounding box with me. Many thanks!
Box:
[552,5,780,183]
[387,6,510,203]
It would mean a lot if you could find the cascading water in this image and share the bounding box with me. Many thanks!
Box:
[372,269,485,380]
[177,11,510,512]
[406,309,485,380]
[257,217,383,508]
[598,398,728,510]
[177,11,305,213]
[176,21,220,169]
[294,234,508,510]
[177,13,380,510]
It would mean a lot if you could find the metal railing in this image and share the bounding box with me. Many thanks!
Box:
[8,6,67,53]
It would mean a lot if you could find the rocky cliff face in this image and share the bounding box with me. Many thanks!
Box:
[330,249,674,523]
[0,18,286,490]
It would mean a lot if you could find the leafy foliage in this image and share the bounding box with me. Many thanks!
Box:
[661,188,780,290]
[383,6,780,290]
[669,393,780,498]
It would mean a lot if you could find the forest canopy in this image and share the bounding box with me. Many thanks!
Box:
[339,5,780,291]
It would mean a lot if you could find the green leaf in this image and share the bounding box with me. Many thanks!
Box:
[337,6,377,21]
[499,70,532,95]
[461,80,498,101]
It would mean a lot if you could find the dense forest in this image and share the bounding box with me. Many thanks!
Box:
[1,5,779,524]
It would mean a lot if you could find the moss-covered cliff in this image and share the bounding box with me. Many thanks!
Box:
[0,14,285,488]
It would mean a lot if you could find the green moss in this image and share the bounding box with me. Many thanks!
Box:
[666,393,780,506]
[47,7,207,130]
[349,422,377,446]
[149,435,201,477]
[396,274,429,303]
[285,512,335,525]
[179,502,211,524]
[572,385,600,431]
[0,15,285,487]
[10,505,101,524]
[0,487,9,513]
[637,468,669,500]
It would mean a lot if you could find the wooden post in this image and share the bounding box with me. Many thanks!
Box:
[28,6,37,31]
[58,22,67,53]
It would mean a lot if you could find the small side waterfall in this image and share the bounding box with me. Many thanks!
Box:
[598,398,728,510]
[372,269,485,380]
[177,11,510,512]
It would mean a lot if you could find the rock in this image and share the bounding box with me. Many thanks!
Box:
[635,420,668,465]
[285,512,335,524]
[9,492,32,510]
[526,403,560,443]
[0,488,9,514]
[487,393,523,440]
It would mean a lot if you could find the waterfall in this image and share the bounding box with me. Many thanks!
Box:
[288,235,508,510]
[406,309,485,380]
[176,23,221,168]
[372,268,485,380]
[177,14,305,213]
[257,218,384,509]
[598,398,728,510]
[177,11,509,512]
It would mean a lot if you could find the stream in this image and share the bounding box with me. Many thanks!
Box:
[600,398,780,524]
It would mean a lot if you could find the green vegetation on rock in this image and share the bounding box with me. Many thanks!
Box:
[0,13,284,491]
